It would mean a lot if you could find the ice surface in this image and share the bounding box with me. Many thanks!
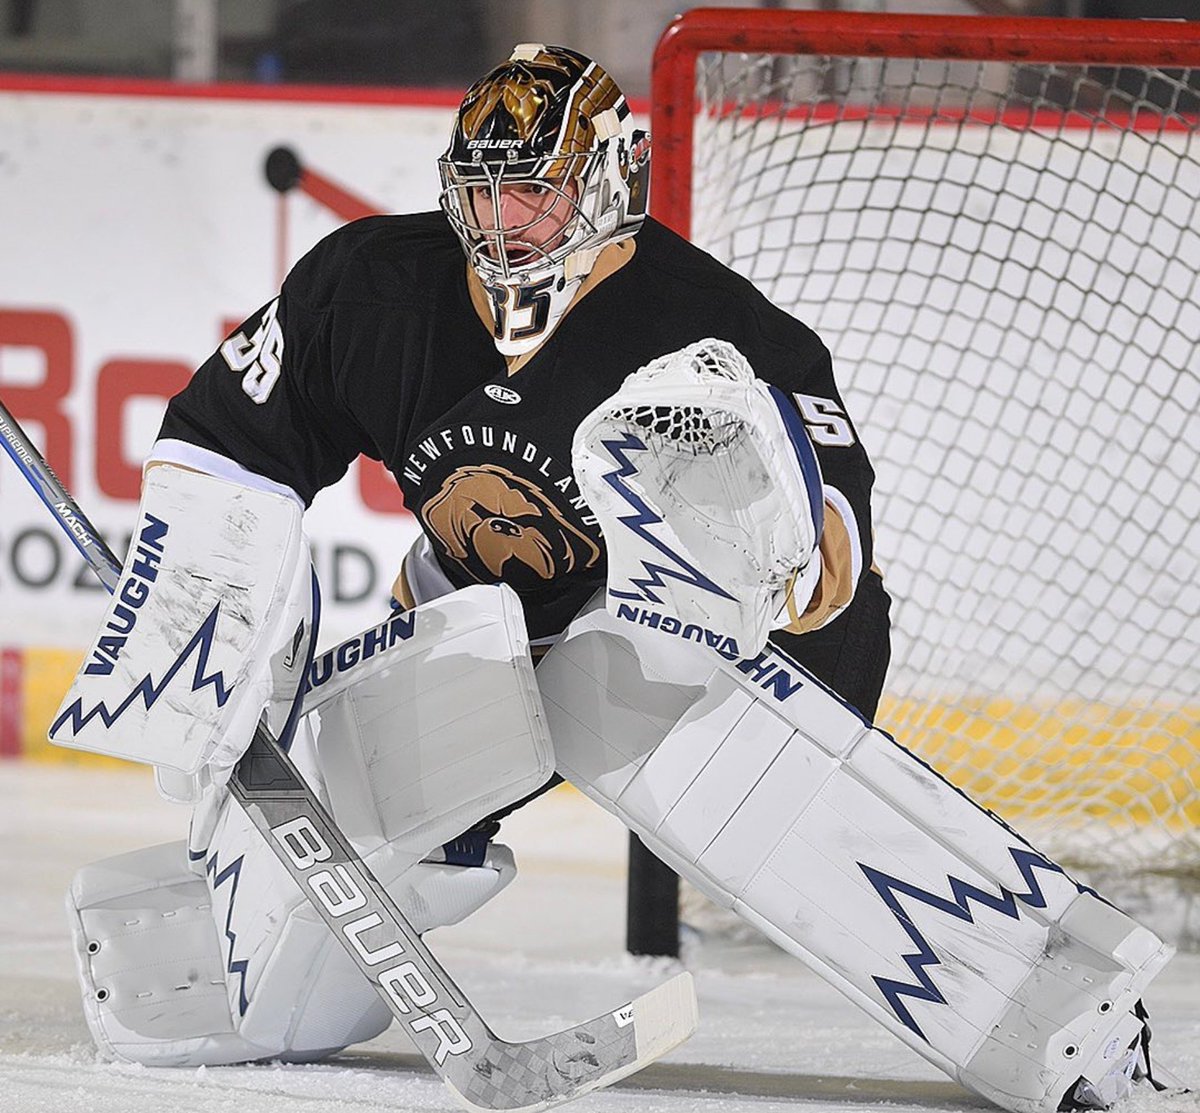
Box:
[2,764,1196,1113]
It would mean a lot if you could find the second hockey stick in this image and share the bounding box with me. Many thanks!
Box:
[0,398,698,1113]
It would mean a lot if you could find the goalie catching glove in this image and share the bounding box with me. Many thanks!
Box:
[572,337,827,657]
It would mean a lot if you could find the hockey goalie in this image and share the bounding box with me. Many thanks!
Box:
[47,41,1177,1113]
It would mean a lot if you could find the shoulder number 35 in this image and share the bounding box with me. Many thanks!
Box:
[221,298,284,404]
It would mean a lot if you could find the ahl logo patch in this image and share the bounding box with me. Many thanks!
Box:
[484,384,521,405]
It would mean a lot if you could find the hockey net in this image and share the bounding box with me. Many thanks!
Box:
[651,10,1200,939]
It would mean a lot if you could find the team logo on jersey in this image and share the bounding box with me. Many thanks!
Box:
[422,464,600,587]
[484,384,522,405]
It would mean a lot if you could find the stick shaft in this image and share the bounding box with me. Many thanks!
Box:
[0,398,122,591]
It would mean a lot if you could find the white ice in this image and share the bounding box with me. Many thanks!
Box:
[2,764,1196,1113]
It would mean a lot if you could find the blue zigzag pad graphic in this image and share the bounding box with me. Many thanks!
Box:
[860,847,1075,1041]
[203,849,252,1017]
[50,603,235,738]
[599,433,736,604]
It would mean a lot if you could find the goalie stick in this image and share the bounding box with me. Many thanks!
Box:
[0,398,698,1113]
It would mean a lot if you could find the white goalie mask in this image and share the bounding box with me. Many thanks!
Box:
[439,43,650,356]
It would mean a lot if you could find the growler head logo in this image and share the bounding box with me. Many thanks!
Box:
[422,464,600,588]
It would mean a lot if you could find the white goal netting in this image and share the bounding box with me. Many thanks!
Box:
[654,15,1200,919]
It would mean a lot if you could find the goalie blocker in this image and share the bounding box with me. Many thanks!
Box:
[48,465,315,796]
[535,597,1174,1113]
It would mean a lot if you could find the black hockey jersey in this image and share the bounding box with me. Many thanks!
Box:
[160,213,879,648]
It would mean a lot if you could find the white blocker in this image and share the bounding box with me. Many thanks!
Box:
[48,465,314,789]
[535,598,1173,1113]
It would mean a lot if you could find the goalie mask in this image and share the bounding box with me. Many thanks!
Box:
[439,44,650,356]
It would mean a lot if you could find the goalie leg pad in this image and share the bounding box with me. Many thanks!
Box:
[182,581,554,884]
[69,839,517,1066]
[67,840,259,1066]
[536,599,1173,1113]
[80,583,551,1066]
[293,583,554,885]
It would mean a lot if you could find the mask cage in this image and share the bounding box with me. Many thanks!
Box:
[438,151,605,280]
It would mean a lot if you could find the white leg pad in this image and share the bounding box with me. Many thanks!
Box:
[68,840,516,1066]
[67,841,261,1066]
[296,584,553,886]
[70,586,549,1067]
[536,600,1174,1113]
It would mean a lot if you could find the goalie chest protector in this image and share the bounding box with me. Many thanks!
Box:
[535,599,1173,1113]
[159,215,876,645]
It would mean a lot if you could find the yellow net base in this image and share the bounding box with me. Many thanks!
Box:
[880,694,1200,871]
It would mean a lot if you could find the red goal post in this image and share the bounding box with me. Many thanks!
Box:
[652,10,1200,238]
[633,9,1200,952]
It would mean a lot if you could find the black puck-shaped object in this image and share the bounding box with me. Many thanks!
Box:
[265,146,303,193]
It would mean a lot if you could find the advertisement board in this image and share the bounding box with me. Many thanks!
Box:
[0,80,467,753]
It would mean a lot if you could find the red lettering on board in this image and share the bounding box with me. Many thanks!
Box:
[0,309,74,486]
[95,359,193,499]
[359,457,407,515]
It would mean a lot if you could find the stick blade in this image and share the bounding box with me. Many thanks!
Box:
[446,971,698,1113]
[627,970,699,1069]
